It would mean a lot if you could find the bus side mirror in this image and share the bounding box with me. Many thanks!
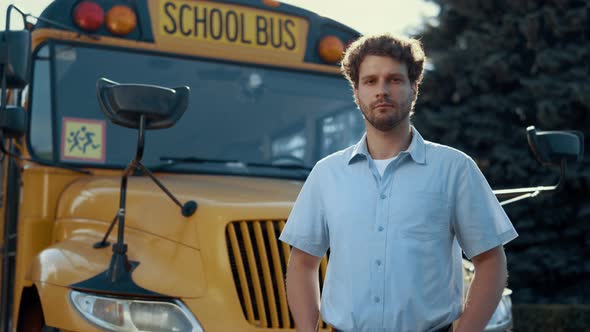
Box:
[526,126,584,166]
[0,30,32,89]
[0,106,27,138]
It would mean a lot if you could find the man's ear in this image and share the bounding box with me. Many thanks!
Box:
[353,88,360,105]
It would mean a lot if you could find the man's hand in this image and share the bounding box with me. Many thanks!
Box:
[286,247,323,332]
[454,245,507,332]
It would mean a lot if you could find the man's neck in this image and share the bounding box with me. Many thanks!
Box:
[365,122,412,160]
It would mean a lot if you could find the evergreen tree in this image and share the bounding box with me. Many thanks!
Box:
[413,0,590,304]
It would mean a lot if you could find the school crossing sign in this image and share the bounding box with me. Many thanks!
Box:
[61,117,106,163]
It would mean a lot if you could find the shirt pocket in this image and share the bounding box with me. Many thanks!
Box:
[395,191,451,241]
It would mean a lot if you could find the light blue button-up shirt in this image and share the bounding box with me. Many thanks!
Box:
[279,127,518,332]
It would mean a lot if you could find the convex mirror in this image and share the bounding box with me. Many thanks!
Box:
[0,30,32,89]
[96,78,190,130]
[527,126,584,166]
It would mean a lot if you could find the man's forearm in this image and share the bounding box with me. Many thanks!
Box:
[286,249,322,332]
[455,246,507,332]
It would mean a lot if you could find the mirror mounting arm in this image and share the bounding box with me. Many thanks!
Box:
[131,115,195,215]
[495,159,566,206]
[135,115,146,161]
[94,115,197,253]
[0,63,6,114]
[5,5,28,32]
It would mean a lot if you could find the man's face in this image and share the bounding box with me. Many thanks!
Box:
[354,55,417,132]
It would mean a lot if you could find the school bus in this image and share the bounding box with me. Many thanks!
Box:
[0,0,584,331]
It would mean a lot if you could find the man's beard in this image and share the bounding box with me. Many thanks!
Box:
[359,97,412,132]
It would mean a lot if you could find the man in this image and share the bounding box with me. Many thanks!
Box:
[279,33,518,332]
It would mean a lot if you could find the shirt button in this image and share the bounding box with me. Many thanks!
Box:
[376,260,382,266]
[377,226,384,232]
[379,194,387,199]
[374,296,381,303]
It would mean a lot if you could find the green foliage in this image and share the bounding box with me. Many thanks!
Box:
[413,0,590,303]
[513,304,590,331]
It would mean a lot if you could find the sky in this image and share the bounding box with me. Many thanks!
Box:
[2,0,440,35]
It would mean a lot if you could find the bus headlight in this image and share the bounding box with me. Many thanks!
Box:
[485,293,513,331]
[70,290,203,332]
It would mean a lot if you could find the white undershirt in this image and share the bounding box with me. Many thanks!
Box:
[373,156,398,176]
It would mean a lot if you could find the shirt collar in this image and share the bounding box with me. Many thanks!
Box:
[348,126,426,165]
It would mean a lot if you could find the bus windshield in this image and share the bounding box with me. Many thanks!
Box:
[29,43,365,177]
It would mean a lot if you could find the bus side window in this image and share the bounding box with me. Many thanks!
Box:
[29,45,53,161]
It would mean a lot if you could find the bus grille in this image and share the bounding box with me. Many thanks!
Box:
[226,220,329,329]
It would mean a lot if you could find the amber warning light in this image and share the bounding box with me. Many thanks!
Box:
[73,1,104,32]
[106,5,137,35]
[318,35,344,64]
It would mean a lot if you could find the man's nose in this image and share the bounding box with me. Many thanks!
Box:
[375,81,389,98]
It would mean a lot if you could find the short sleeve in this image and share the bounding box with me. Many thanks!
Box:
[453,157,518,259]
[279,165,329,257]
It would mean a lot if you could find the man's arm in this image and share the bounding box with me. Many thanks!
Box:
[286,247,323,332]
[454,245,507,332]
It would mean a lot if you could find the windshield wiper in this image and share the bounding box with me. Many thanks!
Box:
[246,161,312,171]
[156,156,311,171]
[158,156,241,166]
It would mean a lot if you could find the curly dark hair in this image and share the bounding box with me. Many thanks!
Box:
[341,33,426,90]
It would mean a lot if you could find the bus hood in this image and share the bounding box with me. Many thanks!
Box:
[56,174,303,250]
